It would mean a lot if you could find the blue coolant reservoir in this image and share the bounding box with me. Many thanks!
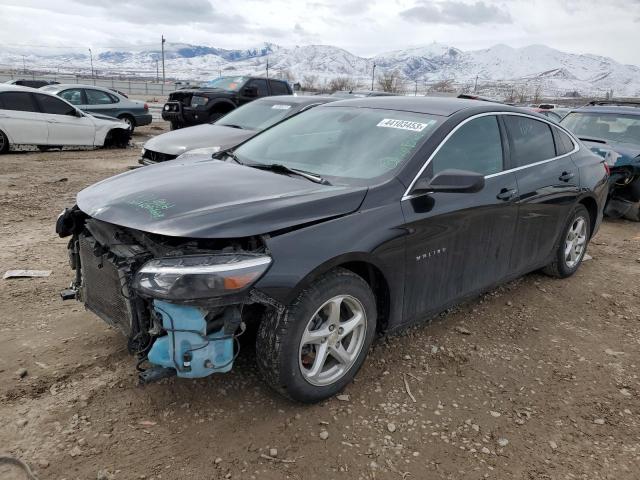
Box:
[147,300,234,378]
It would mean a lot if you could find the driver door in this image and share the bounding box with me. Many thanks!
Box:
[401,115,519,323]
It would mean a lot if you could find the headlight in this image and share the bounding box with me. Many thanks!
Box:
[141,148,146,157]
[132,254,271,300]
[164,105,170,111]
[175,146,221,161]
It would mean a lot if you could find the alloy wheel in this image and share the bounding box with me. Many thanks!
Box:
[298,295,367,387]
[564,216,587,268]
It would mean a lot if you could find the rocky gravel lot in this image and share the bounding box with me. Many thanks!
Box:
[1,123,639,479]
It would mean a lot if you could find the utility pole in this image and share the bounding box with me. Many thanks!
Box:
[474,74,479,93]
[161,35,166,94]
[88,48,94,79]
[266,58,269,79]
[371,62,376,91]
[22,55,26,74]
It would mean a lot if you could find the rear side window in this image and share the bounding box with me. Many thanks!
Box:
[85,89,115,105]
[553,127,575,156]
[246,79,269,96]
[0,92,38,112]
[429,115,503,177]
[504,115,555,167]
[269,80,290,95]
[35,94,76,115]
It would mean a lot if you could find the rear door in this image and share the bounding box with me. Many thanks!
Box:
[401,114,519,322]
[269,80,291,96]
[33,93,96,146]
[239,79,269,105]
[0,91,48,144]
[503,114,580,274]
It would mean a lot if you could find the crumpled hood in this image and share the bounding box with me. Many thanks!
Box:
[77,158,367,238]
[582,140,640,170]
[143,124,256,156]
[88,112,129,128]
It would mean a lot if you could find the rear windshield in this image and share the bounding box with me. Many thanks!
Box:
[234,106,442,183]
[561,112,640,148]
[215,100,297,131]
[202,76,246,91]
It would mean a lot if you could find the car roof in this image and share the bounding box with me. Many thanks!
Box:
[0,84,39,92]
[253,95,336,106]
[323,96,522,117]
[41,84,115,91]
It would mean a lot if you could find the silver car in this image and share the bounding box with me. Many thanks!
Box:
[40,84,152,132]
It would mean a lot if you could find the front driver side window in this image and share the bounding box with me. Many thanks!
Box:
[245,79,269,97]
[59,89,84,105]
[428,115,503,177]
[85,89,115,105]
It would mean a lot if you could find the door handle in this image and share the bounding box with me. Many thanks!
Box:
[47,119,59,124]
[559,171,575,182]
[497,188,518,201]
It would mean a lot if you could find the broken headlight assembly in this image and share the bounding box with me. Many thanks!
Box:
[132,254,271,301]
[175,146,221,161]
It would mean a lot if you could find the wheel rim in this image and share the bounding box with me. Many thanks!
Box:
[0,133,5,151]
[298,295,367,387]
[564,216,587,268]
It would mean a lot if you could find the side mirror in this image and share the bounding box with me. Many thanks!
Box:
[411,169,485,195]
[242,86,258,97]
[71,109,83,117]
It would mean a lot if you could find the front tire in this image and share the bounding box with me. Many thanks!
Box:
[543,204,590,278]
[0,130,9,154]
[119,115,136,133]
[256,268,377,403]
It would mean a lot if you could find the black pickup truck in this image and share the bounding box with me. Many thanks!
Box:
[161,76,292,130]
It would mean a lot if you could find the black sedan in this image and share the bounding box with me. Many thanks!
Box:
[57,97,608,403]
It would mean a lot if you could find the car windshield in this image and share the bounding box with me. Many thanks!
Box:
[202,76,246,91]
[234,106,442,182]
[561,112,640,148]
[215,100,298,131]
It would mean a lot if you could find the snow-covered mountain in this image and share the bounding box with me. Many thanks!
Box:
[1,42,639,97]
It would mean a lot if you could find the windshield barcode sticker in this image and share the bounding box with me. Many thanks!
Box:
[271,104,292,110]
[377,118,432,132]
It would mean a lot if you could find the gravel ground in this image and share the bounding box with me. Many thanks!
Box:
[1,123,639,480]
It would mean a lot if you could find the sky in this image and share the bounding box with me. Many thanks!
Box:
[1,0,639,64]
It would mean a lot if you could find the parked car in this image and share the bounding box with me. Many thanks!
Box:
[161,76,293,130]
[140,95,335,165]
[40,84,151,132]
[5,79,58,88]
[561,101,640,221]
[0,85,131,153]
[56,97,607,402]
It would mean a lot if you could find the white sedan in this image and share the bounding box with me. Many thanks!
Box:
[0,85,131,154]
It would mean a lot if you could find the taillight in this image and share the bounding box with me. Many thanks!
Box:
[143,103,149,111]
[603,162,610,176]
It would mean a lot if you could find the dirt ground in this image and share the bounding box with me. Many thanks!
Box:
[1,123,639,480]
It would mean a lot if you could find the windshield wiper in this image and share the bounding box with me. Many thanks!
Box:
[225,151,243,165]
[249,163,330,185]
[219,124,244,129]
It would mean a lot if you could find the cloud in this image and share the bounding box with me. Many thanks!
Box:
[70,0,246,27]
[400,1,512,25]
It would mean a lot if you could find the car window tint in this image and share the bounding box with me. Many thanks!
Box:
[85,89,115,105]
[553,127,575,156]
[504,115,556,167]
[59,89,84,105]
[35,94,76,115]
[429,116,503,177]
[269,80,289,95]
[0,92,38,112]
[246,79,269,96]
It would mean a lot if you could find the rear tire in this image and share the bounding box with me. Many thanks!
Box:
[256,268,377,403]
[622,202,640,222]
[543,204,591,278]
[169,121,181,131]
[0,130,9,154]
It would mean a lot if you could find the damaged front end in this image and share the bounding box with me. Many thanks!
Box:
[56,206,276,384]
